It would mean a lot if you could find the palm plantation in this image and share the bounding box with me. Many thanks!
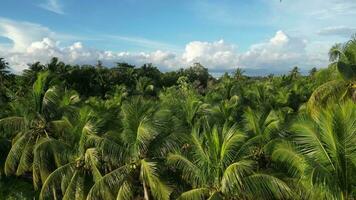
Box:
[0,35,356,200]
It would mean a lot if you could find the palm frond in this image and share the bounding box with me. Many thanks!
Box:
[116,181,134,200]
[221,160,255,194]
[167,153,201,186]
[140,159,172,200]
[4,132,32,176]
[176,187,209,200]
[39,162,75,200]
[87,164,131,200]
[244,173,292,200]
[33,71,49,113]
[0,117,26,137]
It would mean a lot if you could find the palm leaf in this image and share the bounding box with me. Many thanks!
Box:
[176,187,209,200]
[140,159,172,200]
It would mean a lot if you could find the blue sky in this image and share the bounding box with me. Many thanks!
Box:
[0,0,356,74]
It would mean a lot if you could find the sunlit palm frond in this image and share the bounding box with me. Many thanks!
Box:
[271,141,306,178]
[244,173,292,200]
[176,188,209,200]
[33,72,49,113]
[87,164,132,200]
[140,159,172,200]
[307,80,348,115]
[221,160,255,194]
[116,181,134,200]
[4,132,34,176]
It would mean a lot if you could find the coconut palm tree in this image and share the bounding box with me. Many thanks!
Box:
[0,58,10,86]
[136,77,155,96]
[39,106,105,200]
[160,86,209,131]
[242,107,282,169]
[272,100,356,199]
[87,97,172,200]
[167,124,292,200]
[0,72,79,189]
[308,35,356,113]
[234,68,246,81]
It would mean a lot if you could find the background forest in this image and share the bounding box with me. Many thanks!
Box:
[0,35,356,200]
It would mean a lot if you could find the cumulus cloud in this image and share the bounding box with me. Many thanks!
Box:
[0,18,331,74]
[240,31,308,69]
[0,18,53,52]
[182,40,239,69]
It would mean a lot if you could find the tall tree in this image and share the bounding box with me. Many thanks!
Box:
[167,124,291,199]
[0,72,79,189]
[272,100,356,199]
[308,35,356,113]
[87,97,172,200]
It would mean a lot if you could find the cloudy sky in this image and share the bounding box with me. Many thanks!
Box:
[0,0,355,74]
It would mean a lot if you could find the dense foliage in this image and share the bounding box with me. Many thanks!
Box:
[0,36,356,200]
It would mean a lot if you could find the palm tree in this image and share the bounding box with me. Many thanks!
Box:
[160,86,209,130]
[0,72,79,189]
[234,68,246,81]
[136,77,155,96]
[167,124,291,199]
[242,107,282,169]
[210,95,240,124]
[289,66,300,80]
[272,100,356,199]
[0,58,10,86]
[87,97,172,200]
[308,35,356,113]
[39,106,105,200]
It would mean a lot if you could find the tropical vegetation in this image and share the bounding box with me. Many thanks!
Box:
[0,35,356,199]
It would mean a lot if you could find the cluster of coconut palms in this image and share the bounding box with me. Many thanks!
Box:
[0,37,356,200]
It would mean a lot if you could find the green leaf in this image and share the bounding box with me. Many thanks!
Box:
[177,188,209,200]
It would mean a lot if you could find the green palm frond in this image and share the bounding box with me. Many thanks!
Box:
[176,188,209,200]
[271,141,306,178]
[307,80,348,115]
[221,160,255,194]
[33,137,69,189]
[84,148,102,182]
[116,181,134,200]
[4,132,32,176]
[0,116,26,137]
[140,159,172,200]
[285,100,356,199]
[87,165,132,200]
[244,173,292,200]
[220,124,246,167]
[167,153,201,186]
[33,72,49,113]
[39,162,75,200]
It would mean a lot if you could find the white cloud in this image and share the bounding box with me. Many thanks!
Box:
[0,18,332,74]
[318,26,356,37]
[39,0,65,15]
[239,31,309,69]
[0,18,53,52]
[182,40,239,69]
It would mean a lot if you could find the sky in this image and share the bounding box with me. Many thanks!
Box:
[0,0,356,75]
